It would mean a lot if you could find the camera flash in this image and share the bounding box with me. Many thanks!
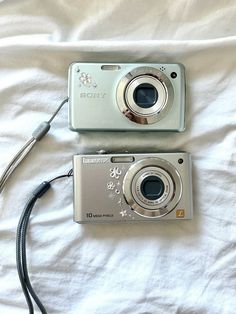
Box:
[111,156,135,163]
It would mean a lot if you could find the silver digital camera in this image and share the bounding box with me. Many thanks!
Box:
[73,152,193,223]
[68,62,186,132]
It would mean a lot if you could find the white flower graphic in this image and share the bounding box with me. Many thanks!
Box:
[120,209,127,217]
[79,72,91,85]
[110,167,122,179]
[107,182,115,190]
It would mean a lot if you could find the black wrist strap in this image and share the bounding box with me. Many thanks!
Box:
[16,170,72,314]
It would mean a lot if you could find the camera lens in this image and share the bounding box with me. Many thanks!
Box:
[133,83,158,108]
[123,158,183,218]
[140,175,164,200]
[117,67,174,125]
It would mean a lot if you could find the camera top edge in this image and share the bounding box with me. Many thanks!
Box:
[73,151,190,157]
[69,61,185,69]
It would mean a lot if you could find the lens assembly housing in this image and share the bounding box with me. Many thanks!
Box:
[117,67,174,125]
[123,158,182,218]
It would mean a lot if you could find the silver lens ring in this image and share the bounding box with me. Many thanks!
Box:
[125,76,167,116]
[116,67,174,125]
[132,167,174,209]
[123,158,182,218]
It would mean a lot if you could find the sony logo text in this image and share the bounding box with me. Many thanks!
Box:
[80,93,106,99]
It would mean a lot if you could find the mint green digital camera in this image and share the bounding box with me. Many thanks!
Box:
[68,62,186,132]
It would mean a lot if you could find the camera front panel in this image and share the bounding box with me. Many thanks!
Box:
[68,62,185,132]
[73,153,193,223]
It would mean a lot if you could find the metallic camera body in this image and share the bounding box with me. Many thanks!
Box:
[68,62,186,132]
[73,152,193,223]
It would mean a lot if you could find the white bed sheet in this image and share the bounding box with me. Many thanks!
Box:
[0,1,236,313]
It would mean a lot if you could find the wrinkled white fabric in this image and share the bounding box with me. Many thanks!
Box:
[0,1,236,313]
